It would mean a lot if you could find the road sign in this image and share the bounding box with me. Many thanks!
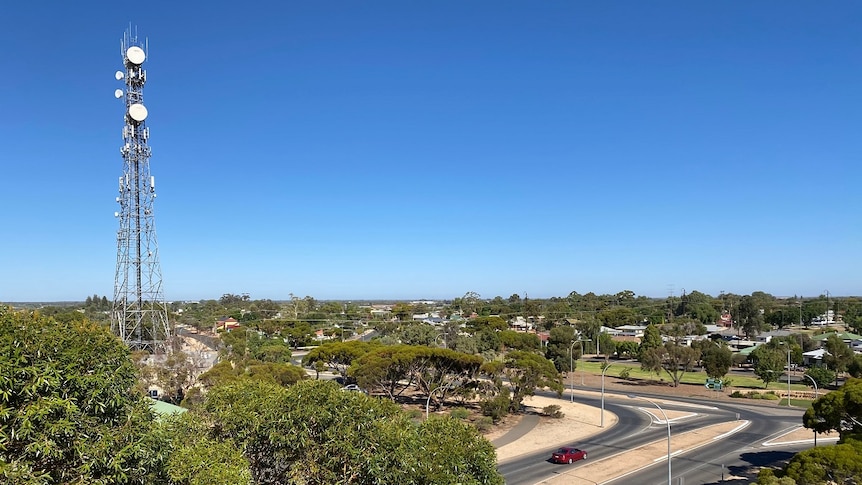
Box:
[705,378,723,390]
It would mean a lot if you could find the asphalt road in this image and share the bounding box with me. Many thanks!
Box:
[610,398,806,485]
[499,389,808,485]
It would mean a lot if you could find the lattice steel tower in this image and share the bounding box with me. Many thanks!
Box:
[111,28,170,352]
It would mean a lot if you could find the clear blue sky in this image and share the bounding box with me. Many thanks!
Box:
[1,2,859,302]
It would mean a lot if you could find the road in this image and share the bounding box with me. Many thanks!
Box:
[499,389,807,485]
[609,398,806,485]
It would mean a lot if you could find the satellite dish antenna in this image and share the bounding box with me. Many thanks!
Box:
[126,46,146,65]
[114,89,123,99]
[115,70,124,80]
[128,103,148,122]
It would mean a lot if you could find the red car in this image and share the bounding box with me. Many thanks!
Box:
[551,447,587,464]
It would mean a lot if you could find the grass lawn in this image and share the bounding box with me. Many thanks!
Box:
[576,360,811,391]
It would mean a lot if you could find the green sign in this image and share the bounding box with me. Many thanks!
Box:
[705,378,723,390]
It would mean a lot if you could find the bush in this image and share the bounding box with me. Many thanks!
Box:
[762,393,780,401]
[480,392,511,422]
[474,416,494,432]
[619,367,632,380]
[730,390,744,398]
[406,409,423,420]
[541,405,564,419]
[450,407,470,420]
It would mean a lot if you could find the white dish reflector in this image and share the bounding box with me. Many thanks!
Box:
[126,46,146,65]
[114,89,123,99]
[128,103,148,122]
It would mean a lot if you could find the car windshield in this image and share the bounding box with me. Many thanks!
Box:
[555,448,570,454]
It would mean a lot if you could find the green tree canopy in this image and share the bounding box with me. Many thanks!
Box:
[199,379,503,484]
[751,345,787,388]
[499,350,563,412]
[804,378,862,441]
[0,306,167,484]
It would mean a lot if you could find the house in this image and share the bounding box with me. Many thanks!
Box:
[811,331,862,348]
[803,348,828,366]
[617,325,648,338]
[215,317,240,332]
[756,330,792,344]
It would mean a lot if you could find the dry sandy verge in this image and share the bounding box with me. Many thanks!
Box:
[494,394,619,463]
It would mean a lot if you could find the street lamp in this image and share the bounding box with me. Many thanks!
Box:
[780,342,792,407]
[600,364,612,428]
[803,373,819,446]
[569,340,577,402]
[570,338,591,401]
[628,395,671,485]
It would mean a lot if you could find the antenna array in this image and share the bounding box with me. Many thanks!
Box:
[110,27,171,352]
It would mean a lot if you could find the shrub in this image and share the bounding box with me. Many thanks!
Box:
[406,409,423,420]
[762,393,780,401]
[450,407,470,420]
[474,416,494,432]
[619,367,632,380]
[730,390,744,398]
[480,392,511,422]
[541,405,564,419]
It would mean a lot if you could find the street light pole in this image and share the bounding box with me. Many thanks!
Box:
[600,364,612,428]
[803,373,819,446]
[629,395,671,485]
[787,347,792,407]
[569,340,577,403]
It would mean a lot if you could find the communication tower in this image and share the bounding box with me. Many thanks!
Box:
[111,27,171,351]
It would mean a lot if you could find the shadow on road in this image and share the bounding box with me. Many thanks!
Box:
[702,450,796,484]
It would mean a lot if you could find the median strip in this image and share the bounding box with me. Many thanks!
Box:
[531,420,749,485]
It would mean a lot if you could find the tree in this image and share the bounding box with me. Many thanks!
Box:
[301,340,379,378]
[499,350,563,413]
[823,334,855,377]
[200,379,503,484]
[397,323,438,346]
[638,324,663,362]
[848,354,862,378]
[738,294,770,338]
[162,413,252,485]
[466,316,508,333]
[545,326,578,372]
[701,340,733,379]
[803,378,862,441]
[0,306,168,484]
[751,346,787,388]
[615,340,640,359]
[499,330,540,351]
[804,366,836,390]
[640,326,700,387]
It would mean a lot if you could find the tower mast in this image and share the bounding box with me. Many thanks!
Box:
[111,27,170,352]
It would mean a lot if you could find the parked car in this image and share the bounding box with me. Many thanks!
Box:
[341,384,368,394]
[550,447,587,464]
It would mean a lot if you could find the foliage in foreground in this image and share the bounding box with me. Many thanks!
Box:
[757,439,862,484]
[0,306,168,484]
[0,306,503,485]
[198,379,504,485]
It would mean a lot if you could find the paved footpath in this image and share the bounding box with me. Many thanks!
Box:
[491,414,540,448]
